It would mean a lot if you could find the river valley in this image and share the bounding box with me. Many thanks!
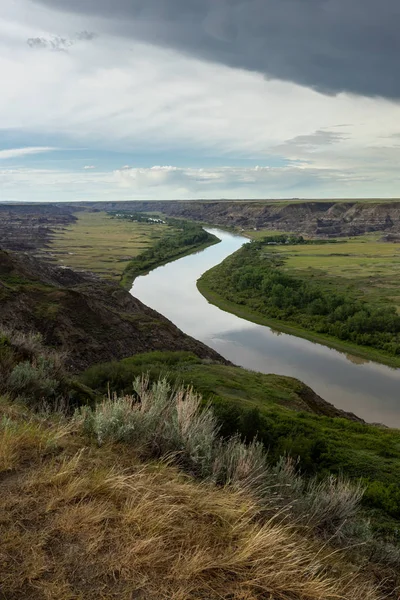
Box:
[131,228,400,427]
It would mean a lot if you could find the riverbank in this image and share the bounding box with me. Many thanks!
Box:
[131,227,400,427]
[197,277,400,369]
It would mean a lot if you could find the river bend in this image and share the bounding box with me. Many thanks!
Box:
[131,228,400,427]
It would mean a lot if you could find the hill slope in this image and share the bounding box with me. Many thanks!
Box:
[0,249,225,371]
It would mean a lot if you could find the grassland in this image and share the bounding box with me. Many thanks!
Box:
[265,234,400,312]
[46,211,170,280]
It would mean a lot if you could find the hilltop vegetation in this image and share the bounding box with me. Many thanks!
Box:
[0,344,395,599]
[198,235,400,366]
[81,351,400,533]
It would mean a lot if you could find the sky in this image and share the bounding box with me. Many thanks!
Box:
[1,0,400,202]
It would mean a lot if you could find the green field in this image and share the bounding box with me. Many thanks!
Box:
[261,234,400,313]
[46,211,170,280]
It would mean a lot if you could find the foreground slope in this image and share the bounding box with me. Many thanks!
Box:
[0,395,383,600]
[81,351,400,530]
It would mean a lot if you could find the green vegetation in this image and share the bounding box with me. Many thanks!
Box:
[198,235,400,366]
[108,210,166,224]
[244,233,343,246]
[46,210,170,280]
[80,351,400,534]
[244,231,400,312]
[47,210,219,287]
[120,218,220,288]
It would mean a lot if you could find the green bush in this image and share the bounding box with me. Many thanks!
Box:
[364,481,400,519]
[9,359,59,404]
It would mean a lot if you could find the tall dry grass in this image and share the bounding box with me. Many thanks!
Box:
[0,399,382,600]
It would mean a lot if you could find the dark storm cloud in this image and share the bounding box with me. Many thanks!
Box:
[32,0,400,98]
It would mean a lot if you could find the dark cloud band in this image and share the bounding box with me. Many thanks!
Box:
[32,0,400,98]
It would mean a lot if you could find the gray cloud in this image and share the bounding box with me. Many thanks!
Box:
[75,31,97,41]
[283,130,348,148]
[27,31,97,51]
[32,0,400,98]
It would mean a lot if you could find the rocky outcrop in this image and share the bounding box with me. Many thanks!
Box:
[2,201,400,252]
[0,204,78,252]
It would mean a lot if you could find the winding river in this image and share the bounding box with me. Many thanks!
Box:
[131,228,400,427]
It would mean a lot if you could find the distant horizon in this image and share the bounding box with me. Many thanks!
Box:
[3,198,400,206]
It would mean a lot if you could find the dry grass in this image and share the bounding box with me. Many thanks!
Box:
[0,399,383,600]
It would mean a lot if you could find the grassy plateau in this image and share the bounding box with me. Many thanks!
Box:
[46,211,170,280]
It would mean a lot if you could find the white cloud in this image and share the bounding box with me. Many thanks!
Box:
[2,162,399,204]
[83,165,96,169]
[0,146,56,160]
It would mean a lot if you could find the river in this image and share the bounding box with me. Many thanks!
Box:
[131,228,400,427]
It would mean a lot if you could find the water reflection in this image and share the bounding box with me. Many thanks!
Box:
[131,229,400,428]
[345,354,370,366]
[270,328,283,337]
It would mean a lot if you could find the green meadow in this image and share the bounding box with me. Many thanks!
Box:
[266,234,400,312]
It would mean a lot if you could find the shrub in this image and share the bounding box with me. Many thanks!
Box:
[212,435,271,496]
[78,377,220,477]
[300,475,366,537]
[0,326,93,409]
[364,481,400,519]
[8,359,59,405]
